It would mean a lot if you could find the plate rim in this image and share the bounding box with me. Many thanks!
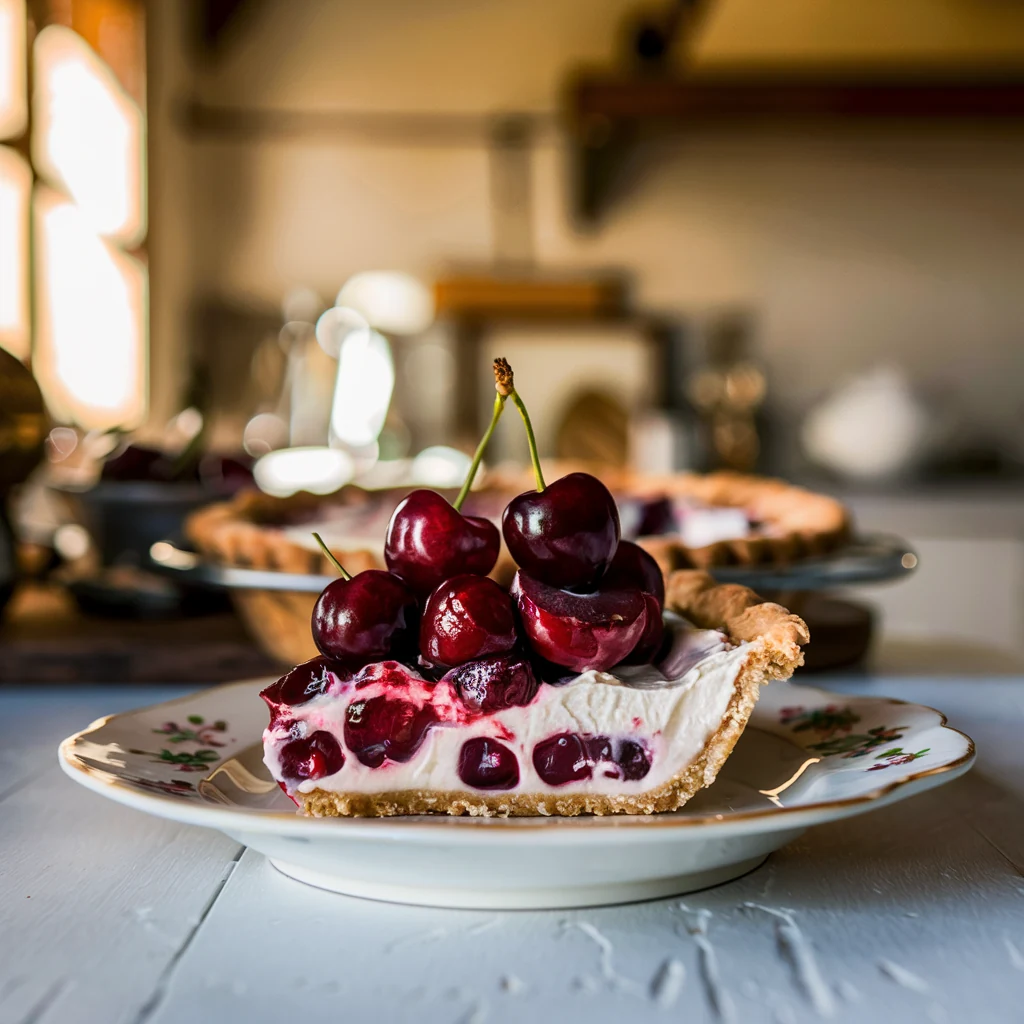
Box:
[57,677,976,841]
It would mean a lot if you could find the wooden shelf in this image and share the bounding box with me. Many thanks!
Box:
[567,68,1024,222]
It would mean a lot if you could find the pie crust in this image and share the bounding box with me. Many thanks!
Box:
[292,571,808,818]
[612,470,851,574]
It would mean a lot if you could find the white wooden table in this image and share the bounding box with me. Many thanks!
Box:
[2,676,1022,1024]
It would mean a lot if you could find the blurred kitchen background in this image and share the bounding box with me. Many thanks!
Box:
[2,0,1024,681]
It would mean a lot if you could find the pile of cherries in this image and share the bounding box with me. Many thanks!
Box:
[264,359,665,792]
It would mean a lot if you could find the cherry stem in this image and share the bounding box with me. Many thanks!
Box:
[453,392,506,511]
[312,532,351,580]
[509,389,545,492]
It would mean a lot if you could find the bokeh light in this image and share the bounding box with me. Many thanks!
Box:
[329,327,395,449]
[335,271,434,336]
[253,446,355,497]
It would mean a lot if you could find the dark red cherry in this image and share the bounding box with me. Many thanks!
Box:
[604,540,665,608]
[620,593,666,665]
[457,737,520,790]
[533,732,652,786]
[533,732,593,786]
[343,695,437,768]
[312,570,418,664]
[502,473,620,590]
[260,656,345,726]
[512,570,648,673]
[443,651,539,713]
[278,730,345,782]
[616,739,652,781]
[420,574,517,669]
[385,489,500,597]
[633,495,676,537]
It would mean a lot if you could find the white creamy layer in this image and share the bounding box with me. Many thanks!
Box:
[264,633,753,799]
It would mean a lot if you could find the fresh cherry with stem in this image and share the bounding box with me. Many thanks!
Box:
[384,362,509,596]
[497,358,621,590]
[310,533,419,664]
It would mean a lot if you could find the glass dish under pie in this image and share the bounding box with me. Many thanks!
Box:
[261,570,809,817]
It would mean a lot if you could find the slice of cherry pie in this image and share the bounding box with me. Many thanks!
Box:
[262,570,807,817]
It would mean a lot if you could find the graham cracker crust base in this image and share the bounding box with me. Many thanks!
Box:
[296,571,808,818]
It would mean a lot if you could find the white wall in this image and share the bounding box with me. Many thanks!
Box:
[152,0,1024,440]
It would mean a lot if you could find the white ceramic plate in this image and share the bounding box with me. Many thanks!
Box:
[59,678,974,909]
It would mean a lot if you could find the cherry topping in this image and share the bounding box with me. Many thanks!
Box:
[604,540,665,608]
[457,737,520,790]
[493,359,621,590]
[260,656,344,726]
[310,535,420,664]
[384,490,501,598]
[512,570,648,673]
[533,732,593,786]
[420,574,517,669]
[503,473,621,591]
[344,695,437,768]
[278,730,345,782]
[532,732,652,786]
[442,651,538,713]
[620,593,666,665]
[384,365,514,597]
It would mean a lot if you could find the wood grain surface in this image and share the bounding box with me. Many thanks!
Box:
[1,677,1022,1024]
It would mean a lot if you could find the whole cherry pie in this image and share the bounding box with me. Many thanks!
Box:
[250,360,809,817]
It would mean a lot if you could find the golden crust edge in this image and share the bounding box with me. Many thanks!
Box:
[296,571,808,818]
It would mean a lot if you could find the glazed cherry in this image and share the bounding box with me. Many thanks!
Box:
[503,473,621,591]
[443,651,538,713]
[384,490,500,598]
[385,364,515,597]
[312,568,418,664]
[260,656,349,726]
[603,540,665,608]
[420,574,517,669]
[492,359,621,591]
[343,695,437,768]
[512,571,648,673]
[278,730,345,782]
[457,737,520,790]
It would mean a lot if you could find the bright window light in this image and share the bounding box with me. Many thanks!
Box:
[336,272,434,336]
[34,187,147,430]
[33,25,145,245]
[0,0,27,140]
[330,327,395,449]
[0,145,29,359]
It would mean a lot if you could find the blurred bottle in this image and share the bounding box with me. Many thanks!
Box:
[687,312,766,473]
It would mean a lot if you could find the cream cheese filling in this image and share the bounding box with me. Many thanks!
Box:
[264,627,752,799]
